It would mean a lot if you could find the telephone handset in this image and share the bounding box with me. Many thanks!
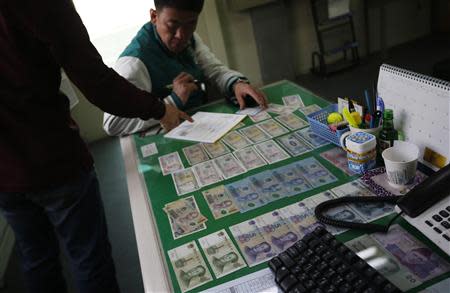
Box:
[397,163,450,217]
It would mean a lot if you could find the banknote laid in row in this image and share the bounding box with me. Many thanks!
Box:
[266,103,297,116]
[298,104,322,116]
[239,124,272,144]
[320,147,355,175]
[198,229,247,278]
[282,94,305,109]
[294,127,329,148]
[202,140,230,159]
[159,151,185,176]
[233,146,267,171]
[221,130,252,150]
[255,119,289,138]
[249,110,272,123]
[192,160,223,188]
[229,219,278,267]
[164,196,207,239]
[168,213,206,240]
[330,180,395,222]
[172,168,199,196]
[168,241,213,292]
[254,139,290,164]
[275,112,309,131]
[202,185,239,219]
[182,143,209,166]
[276,133,312,157]
[213,153,246,179]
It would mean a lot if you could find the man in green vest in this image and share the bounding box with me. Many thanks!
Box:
[103,0,268,136]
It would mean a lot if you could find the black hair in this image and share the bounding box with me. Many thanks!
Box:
[154,0,204,13]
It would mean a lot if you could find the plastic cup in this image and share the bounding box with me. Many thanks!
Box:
[382,141,419,187]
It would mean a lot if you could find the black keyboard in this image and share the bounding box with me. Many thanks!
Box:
[268,226,401,293]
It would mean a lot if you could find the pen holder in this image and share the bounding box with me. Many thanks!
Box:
[340,131,377,174]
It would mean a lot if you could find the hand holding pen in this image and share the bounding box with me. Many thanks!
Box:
[167,72,202,105]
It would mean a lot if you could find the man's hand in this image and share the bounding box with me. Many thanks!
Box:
[159,103,193,132]
[172,72,198,104]
[234,82,268,110]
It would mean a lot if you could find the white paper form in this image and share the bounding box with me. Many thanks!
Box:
[203,268,280,293]
[165,112,246,143]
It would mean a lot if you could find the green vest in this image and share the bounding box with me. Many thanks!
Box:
[120,23,205,109]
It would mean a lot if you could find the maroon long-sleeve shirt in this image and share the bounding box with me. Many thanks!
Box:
[0,0,166,192]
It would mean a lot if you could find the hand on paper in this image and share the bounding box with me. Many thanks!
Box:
[160,103,193,132]
[234,83,268,110]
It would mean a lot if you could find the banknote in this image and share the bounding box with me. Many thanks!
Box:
[221,131,252,150]
[172,168,199,195]
[225,178,267,212]
[275,113,309,131]
[141,143,158,158]
[230,220,277,267]
[168,214,206,240]
[266,103,296,115]
[231,122,246,130]
[239,125,272,144]
[202,141,230,158]
[256,119,289,138]
[249,111,272,123]
[293,157,338,187]
[303,191,357,235]
[183,144,209,166]
[198,229,247,278]
[159,152,184,176]
[299,104,322,115]
[233,146,267,171]
[254,140,290,164]
[249,170,289,202]
[192,160,223,187]
[331,180,394,222]
[276,133,312,156]
[202,185,239,219]
[372,225,450,282]
[213,153,246,179]
[236,106,262,116]
[346,235,421,291]
[164,196,207,233]
[255,210,299,252]
[168,241,213,292]
[294,127,329,148]
[271,164,313,196]
[279,195,327,238]
[320,147,355,175]
[282,94,305,108]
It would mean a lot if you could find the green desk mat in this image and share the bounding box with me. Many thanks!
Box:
[131,80,450,292]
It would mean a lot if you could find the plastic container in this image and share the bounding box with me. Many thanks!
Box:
[341,131,377,174]
[307,104,350,146]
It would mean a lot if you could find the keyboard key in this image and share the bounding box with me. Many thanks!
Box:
[280,274,297,292]
[433,214,443,222]
[331,275,344,287]
[446,206,450,212]
[443,234,450,241]
[294,241,307,253]
[364,267,377,278]
[425,220,433,227]
[313,225,327,237]
[276,266,290,283]
[291,265,302,275]
[441,221,450,229]
[304,279,315,290]
[344,271,358,283]
[287,246,299,259]
[289,284,307,293]
[344,251,359,264]
[354,278,367,291]
[279,252,296,268]
[383,283,401,293]
[339,283,352,293]
[434,227,442,234]
[269,257,283,272]
[439,210,449,218]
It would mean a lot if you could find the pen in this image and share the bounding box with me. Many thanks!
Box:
[165,79,206,91]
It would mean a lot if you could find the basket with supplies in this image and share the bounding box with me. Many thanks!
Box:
[306,104,349,146]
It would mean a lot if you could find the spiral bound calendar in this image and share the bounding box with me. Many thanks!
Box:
[377,64,450,168]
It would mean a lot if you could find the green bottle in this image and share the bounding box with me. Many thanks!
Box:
[378,109,398,154]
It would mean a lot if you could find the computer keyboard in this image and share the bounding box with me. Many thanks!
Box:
[268,226,401,293]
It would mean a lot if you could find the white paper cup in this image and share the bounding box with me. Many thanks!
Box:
[382,141,419,187]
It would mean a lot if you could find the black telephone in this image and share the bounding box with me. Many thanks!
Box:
[228,94,259,108]
[315,163,450,233]
[397,163,450,217]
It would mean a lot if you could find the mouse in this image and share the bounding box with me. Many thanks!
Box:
[228,95,258,108]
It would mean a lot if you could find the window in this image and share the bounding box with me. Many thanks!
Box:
[72,0,154,66]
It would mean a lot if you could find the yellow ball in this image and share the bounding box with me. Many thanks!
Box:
[327,112,343,124]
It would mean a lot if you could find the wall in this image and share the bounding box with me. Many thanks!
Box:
[70,0,431,143]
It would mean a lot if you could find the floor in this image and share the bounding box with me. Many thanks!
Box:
[1,33,449,293]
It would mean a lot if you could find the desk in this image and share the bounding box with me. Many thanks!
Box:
[121,80,450,293]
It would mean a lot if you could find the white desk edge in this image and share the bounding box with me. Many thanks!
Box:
[120,136,171,293]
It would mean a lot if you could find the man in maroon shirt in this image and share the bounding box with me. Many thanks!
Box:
[0,1,196,292]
